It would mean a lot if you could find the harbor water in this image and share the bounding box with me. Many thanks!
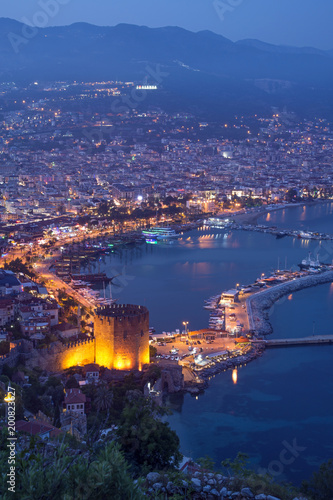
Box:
[94,202,333,485]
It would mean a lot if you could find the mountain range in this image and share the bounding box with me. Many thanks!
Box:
[0,18,333,119]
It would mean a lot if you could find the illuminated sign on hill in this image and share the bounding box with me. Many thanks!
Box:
[136,85,158,90]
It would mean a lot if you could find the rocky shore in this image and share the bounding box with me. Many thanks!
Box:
[247,270,333,335]
[144,470,307,499]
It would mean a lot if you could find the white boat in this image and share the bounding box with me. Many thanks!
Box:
[299,231,313,239]
[142,227,178,240]
[299,253,320,269]
[71,280,91,288]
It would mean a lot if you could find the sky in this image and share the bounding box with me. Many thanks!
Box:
[1,0,333,50]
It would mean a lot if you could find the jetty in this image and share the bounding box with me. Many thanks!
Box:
[253,335,333,348]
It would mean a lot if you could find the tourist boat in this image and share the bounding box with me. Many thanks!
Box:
[142,227,178,240]
[299,253,321,270]
[299,231,313,239]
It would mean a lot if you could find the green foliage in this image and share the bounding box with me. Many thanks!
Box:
[57,290,78,312]
[65,376,79,389]
[221,453,300,500]
[245,472,299,500]
[109,374,142,421]
[301,459,333,500]
[95,384,113,412]
[20,374,64,422]
[1,364,15,378]
[0,440,145,499]
[7,320,22,339]
[285,188,298,202]
[142,363,161,387]
[0,374,10,385]
[45,376,62,389]
[118,398,182,472]
[22,386,42,414]
[3,258,36,278]
[221,452,251,479]
[149,344,157,360]
[197,455,215,471]
[0,341,10,355]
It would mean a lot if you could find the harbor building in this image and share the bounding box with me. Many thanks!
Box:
[221,289,239,303]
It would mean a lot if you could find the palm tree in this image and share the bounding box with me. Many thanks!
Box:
[95,384,113,412]
[95,383,113,430]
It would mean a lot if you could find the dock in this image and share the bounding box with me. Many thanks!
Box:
[259,335,333,348]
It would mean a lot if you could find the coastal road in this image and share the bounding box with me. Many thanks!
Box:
[34,260,95,310]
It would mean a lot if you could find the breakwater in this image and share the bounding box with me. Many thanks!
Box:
[247,270,333,335]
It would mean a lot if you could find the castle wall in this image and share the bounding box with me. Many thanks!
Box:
[25,339,95,372]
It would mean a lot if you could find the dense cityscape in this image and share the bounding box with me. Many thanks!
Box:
[1,81,333,228]
[0,3,333,499]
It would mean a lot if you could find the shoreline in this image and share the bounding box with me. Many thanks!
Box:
[226,198,330,226]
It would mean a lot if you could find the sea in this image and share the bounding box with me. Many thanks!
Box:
[92,201,333,485]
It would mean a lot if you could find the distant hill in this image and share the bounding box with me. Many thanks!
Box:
[0,18,332,119]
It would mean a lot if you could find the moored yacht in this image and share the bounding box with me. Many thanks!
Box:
[299,252,321,270]
[142,227,177,240]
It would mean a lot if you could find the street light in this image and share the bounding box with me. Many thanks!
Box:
[183,321,189,337]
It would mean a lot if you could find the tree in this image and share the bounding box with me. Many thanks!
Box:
[285,188,298,203]
[95,384,113,413]
[301,459,333,500]
[197,455,215,471]
[118,398,182,472]
[0,436,145,499]
[149,345,157,360]
[3,257,36,278]
[0,341,10,355]
[66,442,145,500]
[22,386,42,415]
[142,364,161,387]
[65,376,80,389]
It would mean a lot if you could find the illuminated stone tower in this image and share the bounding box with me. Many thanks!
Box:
[94,304,150,370]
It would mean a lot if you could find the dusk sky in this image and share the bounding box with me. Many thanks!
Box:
[1,0,333,50]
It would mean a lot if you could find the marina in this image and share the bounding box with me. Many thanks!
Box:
[150,261,333,393]
[206,218,333,241]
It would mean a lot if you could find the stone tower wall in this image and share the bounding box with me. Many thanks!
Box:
[94,304,149,370]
